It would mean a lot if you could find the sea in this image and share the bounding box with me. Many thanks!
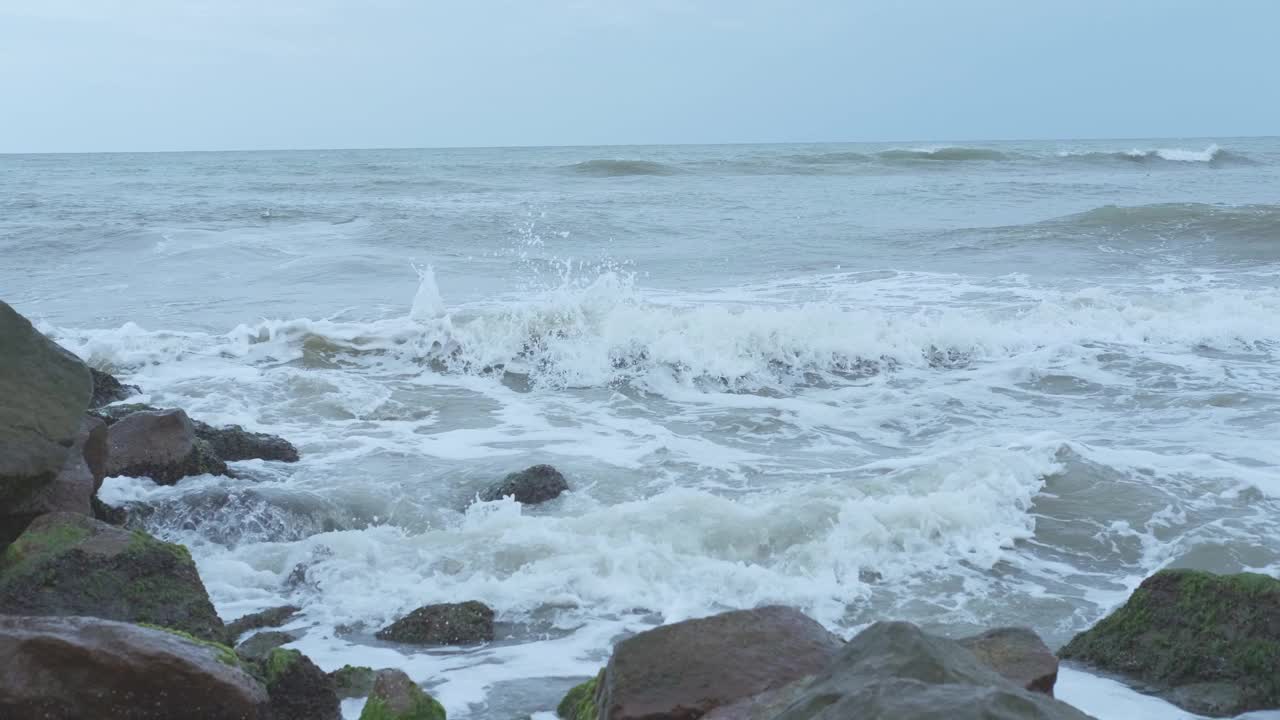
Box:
[3,138,1279,719]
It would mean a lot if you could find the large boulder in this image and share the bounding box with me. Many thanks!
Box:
[768,622,1094,720]
[376,600,495,646]
[1059,569,1280,717]
[1,415,107,546]
[106,408,227,483]
[95,403,300,464]
[90,367,141,408]
[0,512,226,643]
[959,627,1059,696]
[0,302,92,511]
[479,464,568,505]
[0,614,268,719]
[597,606,844,720]
[359,669,446,720]
[256,648,341,720]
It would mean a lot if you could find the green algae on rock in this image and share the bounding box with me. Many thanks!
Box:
[1060,569,1280,717]
[332,664,378,699]
[0,512,226,643]
[557,671,602,720]
[359,670,445,720]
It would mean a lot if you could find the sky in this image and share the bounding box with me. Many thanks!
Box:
[1,0,1277,152]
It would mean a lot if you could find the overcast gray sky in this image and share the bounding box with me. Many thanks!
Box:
[1,0,1276,152]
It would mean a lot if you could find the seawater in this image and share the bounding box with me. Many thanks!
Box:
[3,138,1280,719]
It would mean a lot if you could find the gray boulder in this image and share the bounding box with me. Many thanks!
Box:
[376,600,495,646]
[2,414,107,546]
[768,622,1094,720]
[199,424,300,463]
[597,606,844,720]
[0,512,226,643]
[0,614,267,720]
[959,627,1060,696]
[0,301,92,511]
[479,464,569,505]
[106,408,227,484]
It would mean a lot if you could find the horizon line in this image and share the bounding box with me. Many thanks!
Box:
[2,133,1273,157]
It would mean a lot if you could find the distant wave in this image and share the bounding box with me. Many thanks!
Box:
[1056,144,1254,166]
[566,159,678,177]
[1048,202,1280,236]
[784,151,874,165]
[877,147,1014,162]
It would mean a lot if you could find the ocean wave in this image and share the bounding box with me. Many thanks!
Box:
[877,147,1014,162]
[784,151,874,165]
[1045,202,1280,238]
[49,266,1280,399]
[1056,144,1254,166]
[564,159,678,177]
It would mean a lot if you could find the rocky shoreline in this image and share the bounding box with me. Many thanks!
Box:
[2,298,1277,719]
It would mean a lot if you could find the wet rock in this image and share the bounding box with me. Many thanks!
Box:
[236,630,299,663]
[2,415,108,546]
[106,408,228,484]
[0,301,92,514]
[0,512,227,643]
[0,614,267,720]
[92,495,129,525]
[197,423,300,463]
[331,664,378,699]
[89,367,141,408]
[959,626,1059,696]
[479,464,569,505]
[91,402,160,425]
[359,669,445,720]
[94,403,300,465]
[597,606,844,720]
[769,622,1094,720]
[227,604,301,639]
[375,600,495,646]
[257,647,342,720]
[1059,569,1280,717]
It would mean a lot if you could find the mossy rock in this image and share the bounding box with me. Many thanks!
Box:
[257,648,341,720]
[1060,569,1280,717]
[0,512,225,643]
[331,664,378,699]
[557,670,602,720]
[140,623,240,668]
[359,670,445,720]
[375,600,494,646]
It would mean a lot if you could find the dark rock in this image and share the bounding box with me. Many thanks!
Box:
[1060,569,1280,717]
[376,600,495,646]
[258,648,341,720]
[227,604,301,639]
[92,495,129,525]
[0,301,92,511]
[331,664,378,699]
[90,367,141,408]
[597,606,844,720]
[701,680,814,720]
[0,512,226,643]
[1,415,107,547]
[959,626,1059,696]
[359,669,445,720]
[0,614,267,719]
[479,464,569,505]
[769,621,1094,720]
[236,630,299,663]
[197,423,300,463]
[91,402,160,425]
[106,408,228,483]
